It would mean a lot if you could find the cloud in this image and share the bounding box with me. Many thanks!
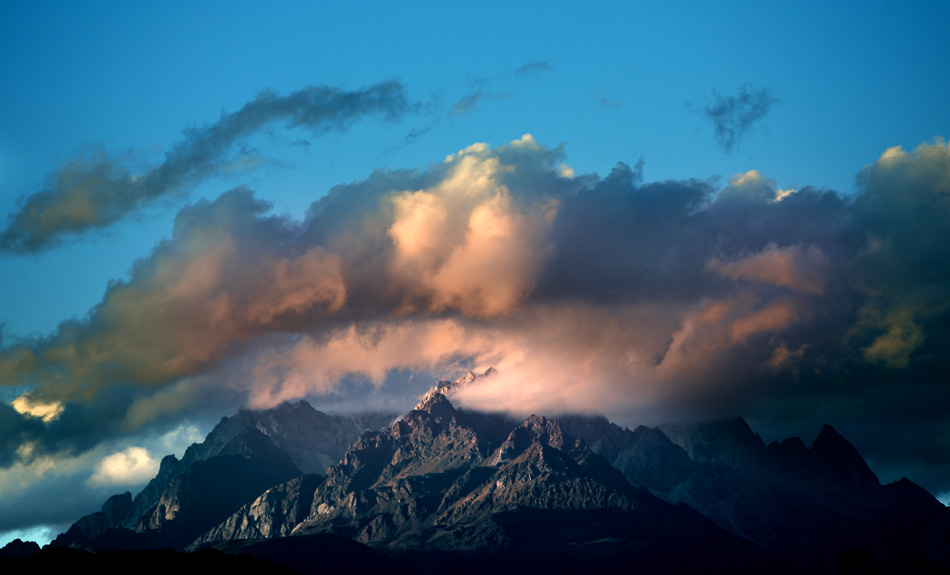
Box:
[848,140,950,367]
[592,90,620,109]
[0,436,118,533]
[514,61,552,76]
[0,80,415,253]
[0,135,572,440]
[88,446,158,486]
[387,138,557,317]
[704,84,778,152]
[707,243,830,295]
[451,88,505,117]
[2,188,346,407]
[2,135,950,502]
[11,395,64,423]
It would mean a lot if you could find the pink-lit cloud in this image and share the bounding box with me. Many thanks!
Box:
[707,243,830,295]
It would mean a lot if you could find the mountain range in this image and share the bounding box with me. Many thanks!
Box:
[5,371,949,573]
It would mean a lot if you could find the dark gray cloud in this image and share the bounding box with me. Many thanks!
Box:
[0,402,43,467]
[704,84,779,152]
[0,80,415,253]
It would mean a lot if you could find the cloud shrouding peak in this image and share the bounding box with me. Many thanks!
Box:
[1,136,949,501]
[0,80,415,253]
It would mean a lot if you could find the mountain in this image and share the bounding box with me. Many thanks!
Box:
[561,415,950,572]
[49,372,950,573]
[194,390,784,572]
[51,401,395,551]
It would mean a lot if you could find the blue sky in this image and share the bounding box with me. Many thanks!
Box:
[1,0,948,546]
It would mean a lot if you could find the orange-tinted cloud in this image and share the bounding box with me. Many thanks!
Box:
[4,189,346,403]
[388,137,556,317]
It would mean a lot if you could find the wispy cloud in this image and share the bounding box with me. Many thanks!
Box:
[0,80,415,253]
[703,84,779,152]
[514,60,552,76]
[450,88,506,117]
[592,90,621,109]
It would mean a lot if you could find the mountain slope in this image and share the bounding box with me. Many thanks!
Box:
[195,392,787,572]
[52,401,394,551]
[51,375,950,573]
[562,414,950,572]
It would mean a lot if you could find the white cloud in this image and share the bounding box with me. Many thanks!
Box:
[158,423,205,458]
[11,395,64,423]
[88,447,158,487]
[774,188,797,201]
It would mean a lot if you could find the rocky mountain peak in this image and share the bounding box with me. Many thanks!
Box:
[810,423,880,491]
[509,415,569,449]
[493,414,592,467]
[412,390,457,419]
[659,417,769,476]
[158,454,181,475]
[420,367,497,404]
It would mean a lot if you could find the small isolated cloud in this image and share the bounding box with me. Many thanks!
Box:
[592,90,620,109]
[704,84,778,152]
[514,61,552,76]
[88,446,158,487]
[0,80,415,253]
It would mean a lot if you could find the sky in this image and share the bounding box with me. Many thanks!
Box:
[1,0,949,547]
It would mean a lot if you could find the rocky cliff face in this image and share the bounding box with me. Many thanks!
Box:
[180,401,393,474]
[197,392,766,568]
[52,401,395,551]
[190,474,323,546]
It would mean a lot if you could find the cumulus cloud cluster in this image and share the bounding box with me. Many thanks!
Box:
[2,135,950,500]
